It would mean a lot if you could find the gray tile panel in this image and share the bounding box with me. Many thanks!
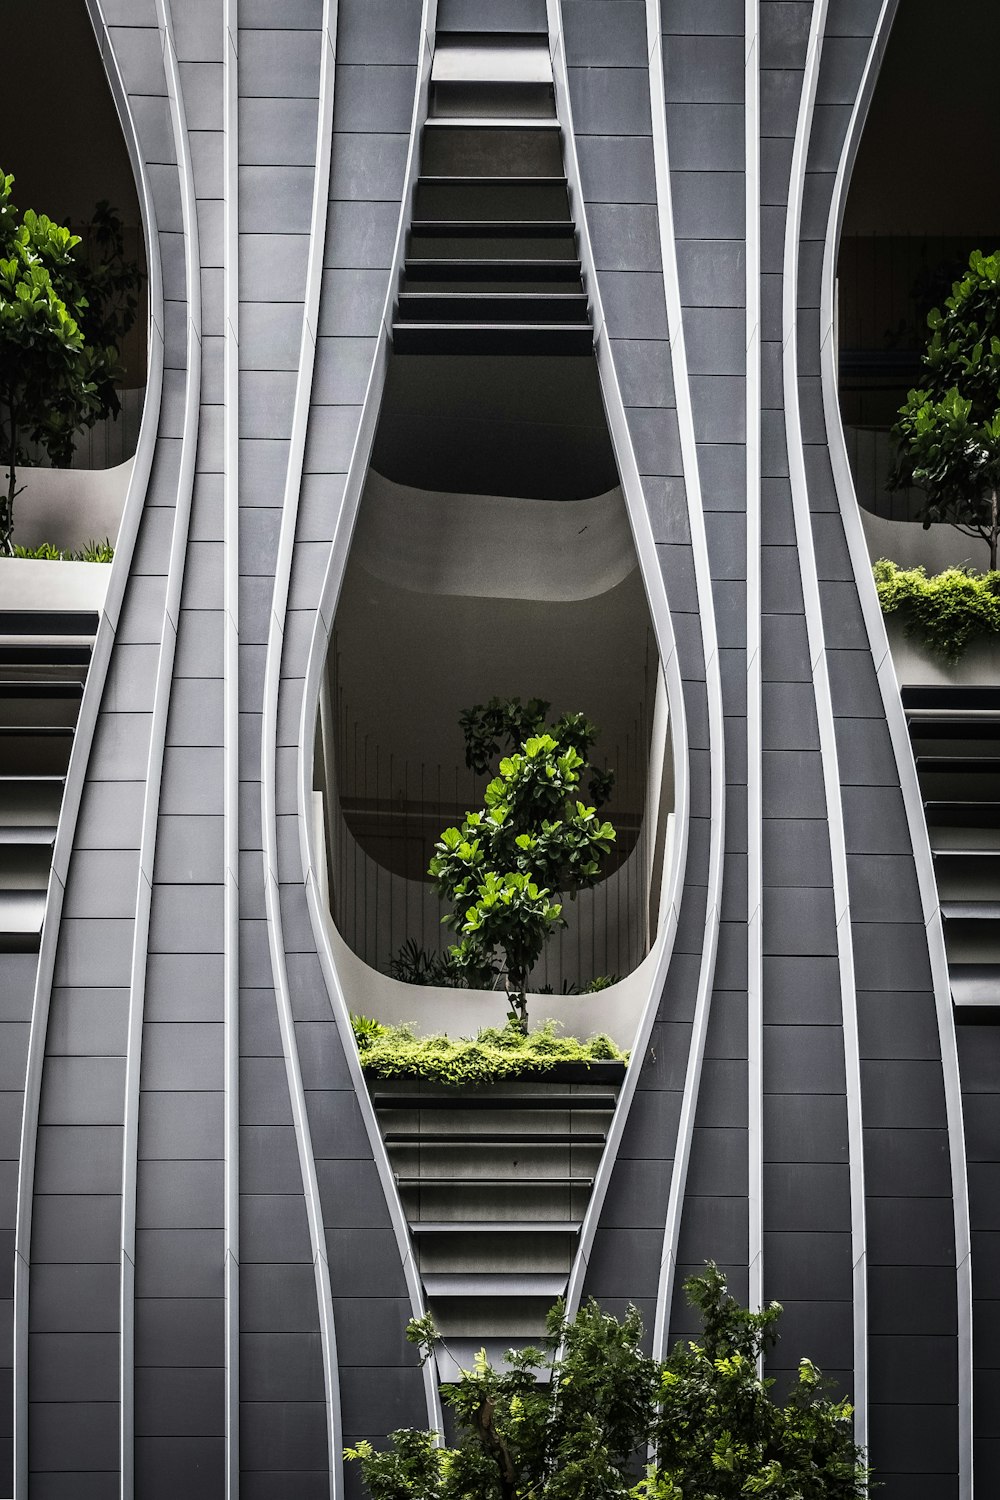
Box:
[677,239,745,308]
[333,64,417,133]
[328,133,409,201]
[760,66,803,137]
[134,1437,225,1500]
[663,35,744,104]
[335,0,422,65]
[577,136,656,204]
[764,1094,849,1163]
[240,1401,327,1472]
[671,169,745,238]
[564,1,646,65]
[588,203,661,273]
[568,67,653,136]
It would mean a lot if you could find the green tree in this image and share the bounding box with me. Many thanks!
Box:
[890,248,1000,567]
[428,700,616,1031]
[0,170,140,553]
[345,1268,870,1500]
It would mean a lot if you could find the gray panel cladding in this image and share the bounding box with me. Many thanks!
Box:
[800,14,961,1485]
[561,0,720,1320]
[573,2,964,1489]
[22,6,181,1489]
[262,0,427,1460]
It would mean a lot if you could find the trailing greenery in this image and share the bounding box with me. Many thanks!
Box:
[429,699,616,1031]
[12,536,113,562]
[873,556,1000,660]
[890,247,1000,566]
[0,170,141,553]
[351,1016,626,1085]
[345,1265,870,1500]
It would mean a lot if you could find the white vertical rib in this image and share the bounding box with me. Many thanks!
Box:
[13,8,166,1492]
[781,0,868,1452]
[222,0,240,1493]
[818,4,972,1490]
[546,3,690,1321]
[745,0,764,1325]
[257,3,343,1491]
[293,0,445,1434]
[645,2,728,1362]
[120,2,203,1493]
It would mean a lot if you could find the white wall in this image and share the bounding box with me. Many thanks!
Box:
[353,472,636,602]
[861,507,992,574]
[0,558,112,613]
[13,459,132,553]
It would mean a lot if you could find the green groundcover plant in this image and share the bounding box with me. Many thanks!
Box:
[873,556,1000,660]
[351,1016,626,1086]
[346,1265,870,1500]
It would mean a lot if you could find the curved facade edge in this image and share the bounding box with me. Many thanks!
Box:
[744,0,764,1321]
[818,3,973,1491]
[222,0,240,1491]
[257,3,346,1489]
[120,0,204,1490]
[11,0,167,1492]
[292,0,445,1435]
[546,2,697,1326]
[643,0,729,1361]
[781,0,869,1448]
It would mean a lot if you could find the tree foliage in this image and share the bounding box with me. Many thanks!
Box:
[890,248,1000,566]
[428,700,616,1029]
[345,1266,870,1500]
[0,169,141,552]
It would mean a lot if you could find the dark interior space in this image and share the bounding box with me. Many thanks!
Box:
[371,352,619,499]
[839,0,1000,457]
[4,0,146,393]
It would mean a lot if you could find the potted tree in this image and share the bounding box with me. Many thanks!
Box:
[353,699,626,1085]
[429,698,617,1034]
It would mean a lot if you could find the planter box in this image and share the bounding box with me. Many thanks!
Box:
[365,1059,628,1089]
[14,458,131,553]
[0,557,111,614]
[884,616,1000,688]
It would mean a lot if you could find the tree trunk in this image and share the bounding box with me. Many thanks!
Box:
[991,489,998,572]
[1,413,18,556]
[506,970,528,1035]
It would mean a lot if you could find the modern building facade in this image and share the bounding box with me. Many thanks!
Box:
[0,1,996,1497]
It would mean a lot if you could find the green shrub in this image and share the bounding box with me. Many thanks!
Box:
[346,1266,870,1500]
[350,1014,391,1051]
[350,1016,626,1085]
[873,556,1000,660]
